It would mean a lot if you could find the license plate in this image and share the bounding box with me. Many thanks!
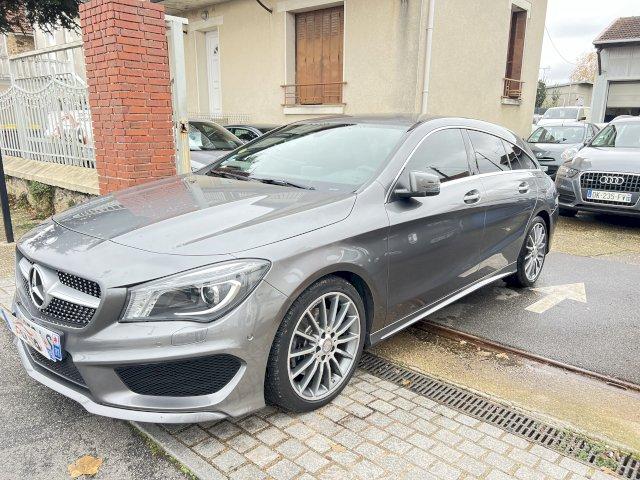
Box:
[1,307,62,361]
[586,189,633,203]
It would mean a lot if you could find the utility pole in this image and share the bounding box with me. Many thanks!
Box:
[0,151,14,244]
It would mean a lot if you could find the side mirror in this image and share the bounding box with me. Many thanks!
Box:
[395,171,441,198]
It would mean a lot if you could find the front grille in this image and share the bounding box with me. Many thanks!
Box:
[42,297,96,327]
[580,171,640,192]
[116,355,242,397]
[26,345,87,388]
[18,254,100,328]
[58,272,101,298]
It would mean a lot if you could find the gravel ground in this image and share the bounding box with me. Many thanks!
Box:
[552,213,640,260]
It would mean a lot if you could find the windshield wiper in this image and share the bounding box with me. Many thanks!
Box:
[210,170,249,181]
[251,177,316,190]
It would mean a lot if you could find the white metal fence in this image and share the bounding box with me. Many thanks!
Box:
[0,42,95,168]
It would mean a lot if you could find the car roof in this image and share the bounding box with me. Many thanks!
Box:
[288,115,527,149]
[534,122,588,128]
[610,115,640,124]
[226,123,280,129]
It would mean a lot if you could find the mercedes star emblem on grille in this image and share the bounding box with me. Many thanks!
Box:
[599,175,625,185]
[28,265,50,310]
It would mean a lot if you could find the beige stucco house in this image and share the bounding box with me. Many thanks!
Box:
[159,0,547,137]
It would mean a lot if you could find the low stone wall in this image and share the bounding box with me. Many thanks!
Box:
[3,156,99,216]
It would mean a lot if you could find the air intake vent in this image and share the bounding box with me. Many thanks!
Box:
[27,346,86,388]
[116,355,242,397]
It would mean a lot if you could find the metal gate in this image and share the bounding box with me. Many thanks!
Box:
[0,41,95,168]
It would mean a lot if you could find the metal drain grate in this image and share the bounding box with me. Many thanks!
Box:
[359,352,639,479]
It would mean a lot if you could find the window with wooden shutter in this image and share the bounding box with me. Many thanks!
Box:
[295,6,344,105]
[503,7,527,100]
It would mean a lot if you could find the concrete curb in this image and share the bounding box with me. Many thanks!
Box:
[130,421,226,480]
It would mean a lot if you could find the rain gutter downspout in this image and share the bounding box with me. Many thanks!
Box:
[421,0,436,115]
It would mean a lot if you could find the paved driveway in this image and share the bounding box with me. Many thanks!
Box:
[426,251,640,385]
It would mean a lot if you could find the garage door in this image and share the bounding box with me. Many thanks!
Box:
[607,81,640,108]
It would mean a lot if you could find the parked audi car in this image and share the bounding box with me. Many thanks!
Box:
[225,124,280,142]
[527,123,599,178]
[189,120,243,171]
[4,116,557,423]
[556,116,640,217]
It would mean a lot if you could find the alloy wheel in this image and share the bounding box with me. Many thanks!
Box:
[524,222,546,281]
[287,292,361,401]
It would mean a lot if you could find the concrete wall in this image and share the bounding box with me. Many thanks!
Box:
[174,0,546,136]
[543,83,593,109]
[427,0,547,136]
[592,45,640,123]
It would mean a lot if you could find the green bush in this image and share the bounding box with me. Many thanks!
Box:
[28,181,55,219]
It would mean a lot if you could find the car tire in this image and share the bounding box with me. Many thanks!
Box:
[559,207,577,217]
[265,276,366,412]
[505,216,548,288]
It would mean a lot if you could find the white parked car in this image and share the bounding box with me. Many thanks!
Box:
[538,107,590,127]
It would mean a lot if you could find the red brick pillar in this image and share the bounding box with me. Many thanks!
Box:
[80,0,176,194]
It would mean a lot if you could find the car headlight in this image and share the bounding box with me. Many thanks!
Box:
[557,165,580,178]
[121,260,270,322]
[561,147,579,162]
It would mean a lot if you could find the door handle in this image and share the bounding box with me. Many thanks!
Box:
[463,189,481,204]
[518,181,530,194]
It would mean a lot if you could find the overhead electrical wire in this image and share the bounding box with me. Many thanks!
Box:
[545,26,577,65]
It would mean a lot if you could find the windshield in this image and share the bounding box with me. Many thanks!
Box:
[590,122,640,148]
[527,126,585,144]
[543,108,580,120]
[189,121,241,151]
[208,122,407,191]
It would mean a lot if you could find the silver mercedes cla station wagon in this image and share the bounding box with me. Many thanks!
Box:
[5,116,558,423]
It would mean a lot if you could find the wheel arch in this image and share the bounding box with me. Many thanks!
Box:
[534,208,552,250]
[271,263,383,346]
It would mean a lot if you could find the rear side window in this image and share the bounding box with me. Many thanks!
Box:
[503,141,537,170]
[403,129,471,183]
[467,131,510,173]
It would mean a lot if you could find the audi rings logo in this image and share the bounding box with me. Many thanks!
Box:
[599,175,625,185]
[28,265,51,310]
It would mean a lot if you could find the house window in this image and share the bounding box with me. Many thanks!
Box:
[503,7,527,100]
[293,6,344,105]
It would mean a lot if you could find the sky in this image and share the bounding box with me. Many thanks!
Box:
[541,0,640,85]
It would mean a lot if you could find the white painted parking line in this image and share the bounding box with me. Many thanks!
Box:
[526,283,587,314]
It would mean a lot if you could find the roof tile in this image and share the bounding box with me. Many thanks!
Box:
[594,16,640,44]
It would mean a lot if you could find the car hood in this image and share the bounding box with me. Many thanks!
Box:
[528,142,580,160]
[53,175,356,256]
[570,147,640,172]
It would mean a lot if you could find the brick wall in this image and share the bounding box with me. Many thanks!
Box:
[79,0,176,194]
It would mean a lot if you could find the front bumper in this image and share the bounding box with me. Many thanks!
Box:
[556,175,640,217]
[10,280,287,423]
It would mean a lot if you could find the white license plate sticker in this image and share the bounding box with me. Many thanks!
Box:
[586,189,633,203]
[2,307,62,361]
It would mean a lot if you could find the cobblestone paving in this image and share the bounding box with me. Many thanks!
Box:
[161,370,618,480]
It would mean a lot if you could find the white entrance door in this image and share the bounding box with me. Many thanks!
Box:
[205,30,222,115]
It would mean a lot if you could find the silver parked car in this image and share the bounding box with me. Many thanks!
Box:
[556,116,640,217]
[527,123,599,178]
[189,120,243,171]
[5,116,557,423]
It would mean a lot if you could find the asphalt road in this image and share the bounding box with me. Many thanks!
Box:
[424,251,640,386]
[0,326,186,480]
